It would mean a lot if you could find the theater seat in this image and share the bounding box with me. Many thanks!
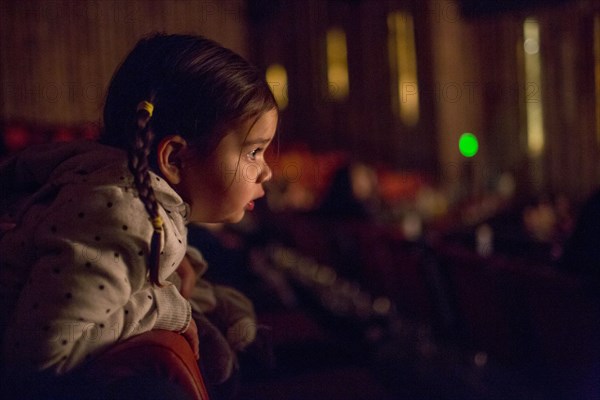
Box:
[81,330,210,400]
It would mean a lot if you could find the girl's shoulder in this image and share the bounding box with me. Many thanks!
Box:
[3,140,188,235]
[47,140,129,185]
[1,140,127,189]
[1,141,127,220]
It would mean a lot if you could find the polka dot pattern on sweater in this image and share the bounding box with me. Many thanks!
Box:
[1,152,190,374]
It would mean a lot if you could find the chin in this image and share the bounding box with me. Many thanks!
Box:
[189,207,245,224]
[221,211,245,224]
[229,213,245,224]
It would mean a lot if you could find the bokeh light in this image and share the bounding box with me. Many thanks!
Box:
[459,132,479,157]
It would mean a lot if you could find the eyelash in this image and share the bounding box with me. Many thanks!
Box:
[247,147,262,160]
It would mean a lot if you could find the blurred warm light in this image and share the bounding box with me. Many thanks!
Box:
[326,27,349,101]
[4,125,30,152]
[474,351,488,367]
[388,11,419,127]
[595,15,600,145]
[523,18,544,157]
[496,172,516,199]
[372,297,392,315]
[475,224,493,257]
[266,63,288,110]
[401,211,423,241]
[523,38,539,55]
[315,266,336,286]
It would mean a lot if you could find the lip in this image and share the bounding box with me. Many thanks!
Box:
[245,192,264,211]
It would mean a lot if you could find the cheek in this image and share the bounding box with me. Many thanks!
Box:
[202,155,239,192]
[207,164,249,205]
[237,162,262,183]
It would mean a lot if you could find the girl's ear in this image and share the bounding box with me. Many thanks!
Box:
[156,135,188,185]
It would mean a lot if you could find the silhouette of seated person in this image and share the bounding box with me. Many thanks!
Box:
[312,162,381,282]
[559,189,600,289]
[316,162,380,220]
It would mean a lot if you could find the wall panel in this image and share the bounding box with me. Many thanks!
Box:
[0,0,247,125]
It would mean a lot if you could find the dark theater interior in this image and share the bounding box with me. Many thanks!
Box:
[1,0,600,399]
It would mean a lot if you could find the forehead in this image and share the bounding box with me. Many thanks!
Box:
[243,109,278,140]
[207,109,277,157]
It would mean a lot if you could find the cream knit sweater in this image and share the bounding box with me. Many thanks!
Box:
[0,141,194,375]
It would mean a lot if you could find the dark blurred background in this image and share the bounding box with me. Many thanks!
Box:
[1,0,600,399]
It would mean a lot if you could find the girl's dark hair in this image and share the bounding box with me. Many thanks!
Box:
[100,33,277,285]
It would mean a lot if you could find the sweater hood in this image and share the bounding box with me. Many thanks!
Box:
[0,140,186,222]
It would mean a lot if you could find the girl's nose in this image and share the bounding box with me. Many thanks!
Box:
[258,162,272,183]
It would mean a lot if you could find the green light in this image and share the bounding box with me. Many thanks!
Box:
[459,132,478,158]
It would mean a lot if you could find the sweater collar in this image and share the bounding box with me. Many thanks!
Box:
[149,171,190,223]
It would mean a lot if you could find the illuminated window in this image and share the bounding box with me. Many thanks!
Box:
[388,11,419,127]
[595,14,600,145]
[266,63,288,110]
[326,27,349,101]
[523,18,544,157]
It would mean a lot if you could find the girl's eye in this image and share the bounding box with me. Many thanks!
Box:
[248,148,262,160]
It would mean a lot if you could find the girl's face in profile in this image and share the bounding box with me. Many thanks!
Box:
[177,108,277,223]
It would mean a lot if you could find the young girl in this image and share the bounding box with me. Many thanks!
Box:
[0,33,277,388]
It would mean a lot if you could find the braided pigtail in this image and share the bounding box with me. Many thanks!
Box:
[128,100,163,286]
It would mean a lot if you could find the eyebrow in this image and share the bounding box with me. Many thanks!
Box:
[243,137,272,146]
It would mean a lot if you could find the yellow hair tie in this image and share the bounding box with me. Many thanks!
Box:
[137,101,154,117]
[151,216,163,231]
